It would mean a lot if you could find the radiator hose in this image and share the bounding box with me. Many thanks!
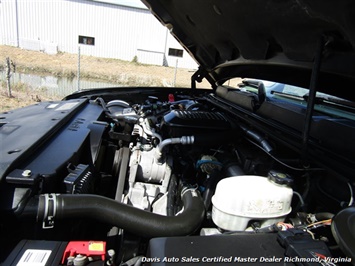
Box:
[30,188,205,238]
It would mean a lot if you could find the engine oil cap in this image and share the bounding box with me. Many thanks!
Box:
[268,170,293,186]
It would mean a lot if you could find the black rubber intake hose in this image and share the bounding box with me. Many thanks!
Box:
[35,189,205,238]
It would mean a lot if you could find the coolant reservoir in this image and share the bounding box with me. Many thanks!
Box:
[211,173,293,231]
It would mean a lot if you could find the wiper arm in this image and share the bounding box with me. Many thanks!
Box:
[303,93,355,110]
[271,91,305,101]
[240,79,266,109]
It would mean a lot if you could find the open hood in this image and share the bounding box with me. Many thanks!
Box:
[2,1,355,265]
[142,0,355,101]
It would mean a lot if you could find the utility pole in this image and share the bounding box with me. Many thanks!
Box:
[15,0,20,47]
[77,46,81,90]
[173,59,178,87]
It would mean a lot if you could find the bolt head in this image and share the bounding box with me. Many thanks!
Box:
[22,170,32,177]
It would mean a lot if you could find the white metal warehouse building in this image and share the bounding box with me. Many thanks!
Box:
[0,0,198,69]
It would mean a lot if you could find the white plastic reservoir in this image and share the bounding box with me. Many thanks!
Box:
[211,175,293,231]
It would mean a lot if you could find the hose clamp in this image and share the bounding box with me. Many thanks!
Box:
[181,185,198,198]
[42,193,57,229]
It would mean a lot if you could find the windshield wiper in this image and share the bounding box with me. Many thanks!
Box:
[272,90,355,111]
[271,91,305,101]
[303,93,355,110]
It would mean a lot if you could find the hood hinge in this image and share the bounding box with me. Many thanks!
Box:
[191,67,215,90]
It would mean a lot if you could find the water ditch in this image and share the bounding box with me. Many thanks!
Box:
[1,71,122,98]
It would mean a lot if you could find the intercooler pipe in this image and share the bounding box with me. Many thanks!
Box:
[26,189,205,238]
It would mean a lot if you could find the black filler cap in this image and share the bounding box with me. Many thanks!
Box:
[268,170,293,186]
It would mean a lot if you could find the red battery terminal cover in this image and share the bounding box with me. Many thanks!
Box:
[168,94,175,102]
[61,241,106,264]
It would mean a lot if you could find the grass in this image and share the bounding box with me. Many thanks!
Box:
[0,45,211,112]
[0,81,60,112]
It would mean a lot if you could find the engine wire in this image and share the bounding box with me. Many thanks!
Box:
[306,219,332,229]
[293,191,305,207]
[246,138,324,172]
[303,219,332,240]
[276,222,294,231]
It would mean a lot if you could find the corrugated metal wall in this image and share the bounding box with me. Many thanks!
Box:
[0,0,198,69]
[0,0,19,46]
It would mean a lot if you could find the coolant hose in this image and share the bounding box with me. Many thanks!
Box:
[155,136,194,162]
[157,136,195,153]
[240,125,273,153]
[35,189,205,238]
[155,130,240,162]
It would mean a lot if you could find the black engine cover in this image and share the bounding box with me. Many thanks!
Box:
[161,110,232,137]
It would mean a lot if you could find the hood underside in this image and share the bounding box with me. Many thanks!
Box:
[142,0,355,101]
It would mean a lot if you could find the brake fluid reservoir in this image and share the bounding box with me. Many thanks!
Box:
[211,172,293,231]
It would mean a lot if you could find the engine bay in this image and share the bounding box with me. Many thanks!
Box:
[0,89,354,265]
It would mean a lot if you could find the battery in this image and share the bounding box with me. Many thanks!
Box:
[2,240,68,266]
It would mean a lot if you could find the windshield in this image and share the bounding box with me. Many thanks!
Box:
[226,78,355,121]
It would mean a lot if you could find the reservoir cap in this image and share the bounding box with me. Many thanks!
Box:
[268,170,293,186]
